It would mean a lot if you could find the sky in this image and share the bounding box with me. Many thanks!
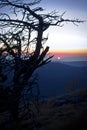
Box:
[39,0,87,60]
[0,0,87,60]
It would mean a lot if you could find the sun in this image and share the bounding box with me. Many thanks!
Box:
[58,57,61,60]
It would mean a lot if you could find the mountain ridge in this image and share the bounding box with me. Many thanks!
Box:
[36,61,87,97]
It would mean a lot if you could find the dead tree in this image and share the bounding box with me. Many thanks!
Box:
[0,0,83,129]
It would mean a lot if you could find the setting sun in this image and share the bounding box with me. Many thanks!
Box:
[58,57,61,60]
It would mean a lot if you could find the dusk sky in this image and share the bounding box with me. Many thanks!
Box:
[39,0,87,59]
[0,0,87,60]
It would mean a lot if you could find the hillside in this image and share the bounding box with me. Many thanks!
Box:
[37,61,87,97]
[1,88,87,130]
[0,61,87,130]
[38,88,87,130]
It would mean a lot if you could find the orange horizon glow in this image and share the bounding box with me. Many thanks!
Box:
[48,49,87,59]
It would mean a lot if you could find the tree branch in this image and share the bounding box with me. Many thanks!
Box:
[0,18,38,30]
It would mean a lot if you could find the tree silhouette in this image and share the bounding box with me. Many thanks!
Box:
[0,0,83,129]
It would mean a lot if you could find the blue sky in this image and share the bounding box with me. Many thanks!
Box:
[40,0,87,11]
[39,0,87,52]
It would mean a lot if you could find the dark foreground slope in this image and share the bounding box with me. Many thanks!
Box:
[0,62,87,130]
[38,88,87,130]
[0,88,87,130]
[37,61,87,97]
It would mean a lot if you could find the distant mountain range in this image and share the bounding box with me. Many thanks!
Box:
[61,61,87,67]
[63,55,87,61]
[52,56,87,67]
[52,55,87,62]
[53,60,87,67]
[3,59,87,98]
[36,61,87,97]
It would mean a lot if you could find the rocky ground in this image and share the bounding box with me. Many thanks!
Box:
[37,88,87,130]
[0,88,87,130]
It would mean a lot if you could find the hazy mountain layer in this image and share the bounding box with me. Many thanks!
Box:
[37,62,87,97]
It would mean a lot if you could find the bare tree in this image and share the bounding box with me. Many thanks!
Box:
[0,0,83,129]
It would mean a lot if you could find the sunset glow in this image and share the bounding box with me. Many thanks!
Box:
[41,0,87,61]
[49,49,87,60]
[58,57,61,60]
[0,0,87,61]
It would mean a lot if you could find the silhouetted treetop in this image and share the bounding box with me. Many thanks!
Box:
[0,1,84,129]
[0,0,84,90]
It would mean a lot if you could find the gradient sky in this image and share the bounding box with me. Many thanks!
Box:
[39,0,87,57]
[0,0,87,60]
